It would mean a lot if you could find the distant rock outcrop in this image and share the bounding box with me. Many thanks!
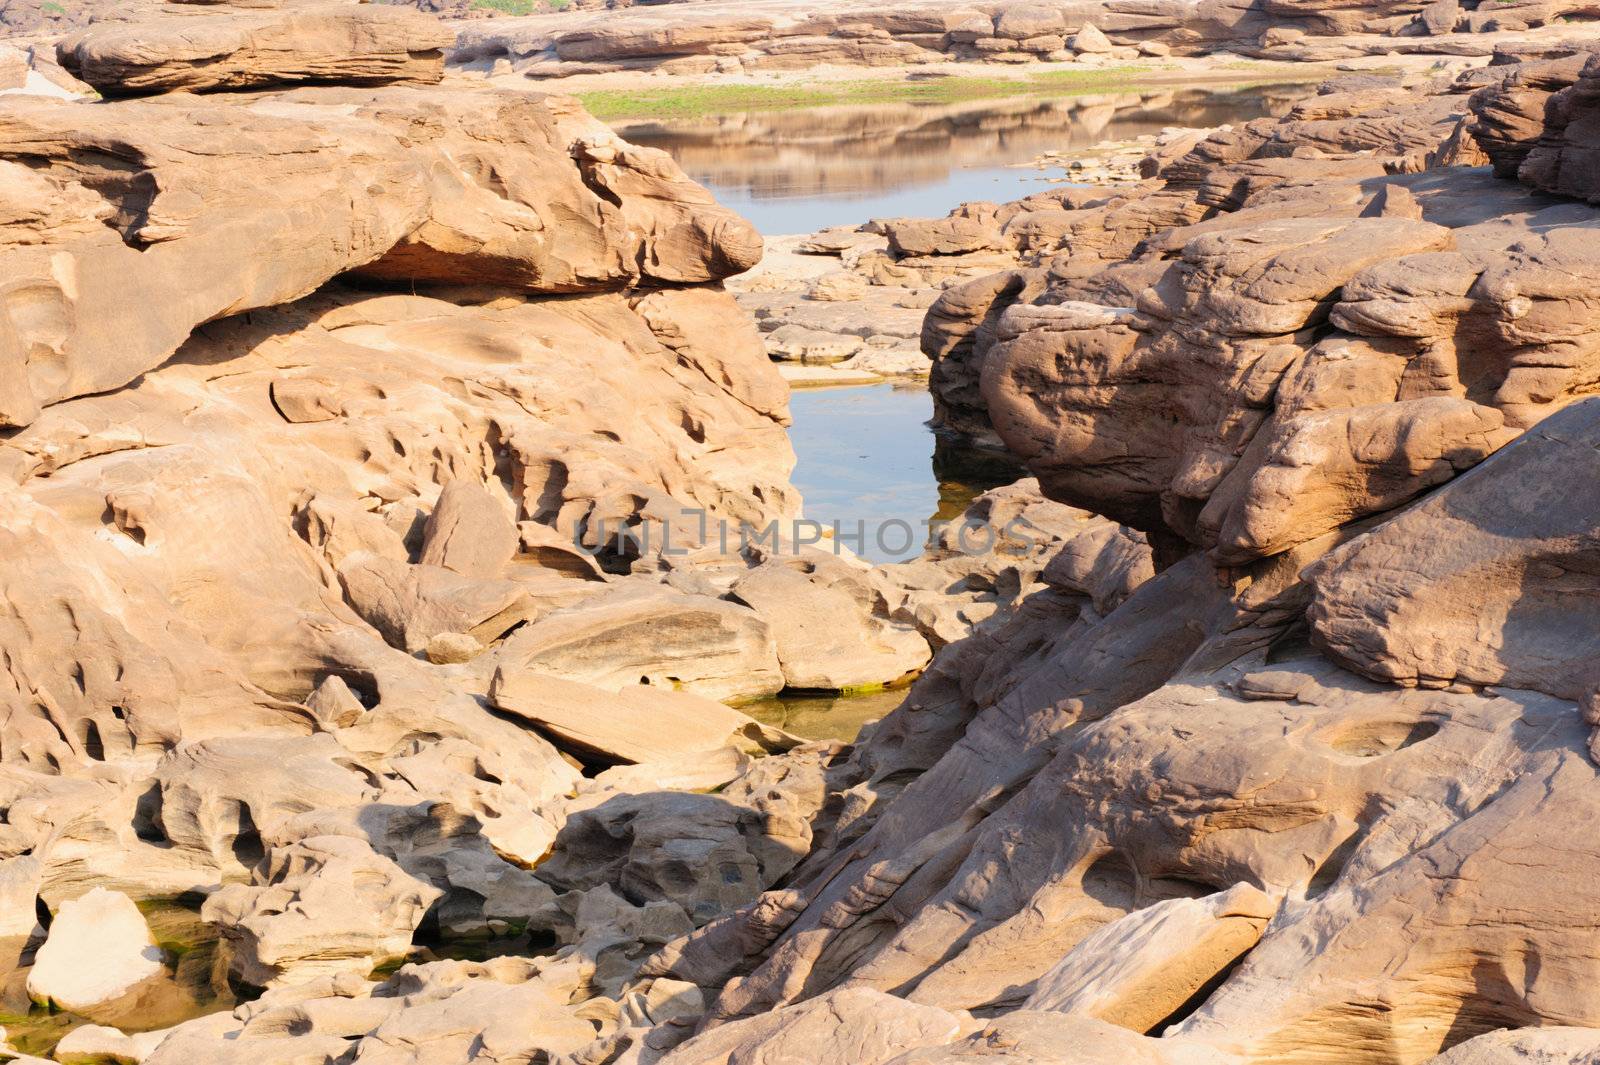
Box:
[449,0,1600,78]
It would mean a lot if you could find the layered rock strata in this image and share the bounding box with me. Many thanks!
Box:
[57,4,455,94]
[450,0,1600,78]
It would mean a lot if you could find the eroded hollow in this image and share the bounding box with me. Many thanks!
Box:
[1323,719,1441,758]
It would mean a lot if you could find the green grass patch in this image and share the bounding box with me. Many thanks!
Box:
[470,0,535,14]
[577,64,1320,120]
[41,1,67,15]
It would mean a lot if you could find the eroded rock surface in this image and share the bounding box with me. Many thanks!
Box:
[0,84,761,428]
[615,46,1600,1065]
[9,5,1600,1065]
[919,72,1600,571]
[450,0,1600,79]
[58,4,454,95]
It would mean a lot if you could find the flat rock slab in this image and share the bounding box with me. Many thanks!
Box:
[58,5,454,96]
[490,670,791,764]
[1024,883,1279,1032]
[492,585,784,703]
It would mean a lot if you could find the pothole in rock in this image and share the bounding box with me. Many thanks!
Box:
[743,686,911,743]
[1322,719,1442,759]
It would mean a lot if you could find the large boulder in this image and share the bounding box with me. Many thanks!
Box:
[27,887,163,1012]
[1520,53,1600,202]
[1024,884,1279,1032]
[1309,397,1600,699]
[731,554,932,691]
[492,585,785,703]
[1468,51,1592,178]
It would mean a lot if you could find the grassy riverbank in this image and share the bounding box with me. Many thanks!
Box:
[576,62,1330,120]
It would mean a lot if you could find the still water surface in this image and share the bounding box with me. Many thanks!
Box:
[784,383,1019,565]
[614,84,1310,231]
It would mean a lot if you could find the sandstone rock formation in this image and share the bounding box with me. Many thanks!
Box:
[57,4,455,95]
[613,46,1600,1065]
[450,0,1600,78]
[203,835,443,987]
[0,4,820,1056]
[8,2,1600,1064]
[918,72,1600,570]
[0,84,761,429]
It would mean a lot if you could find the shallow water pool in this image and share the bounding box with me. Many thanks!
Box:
[784,382,1020,565]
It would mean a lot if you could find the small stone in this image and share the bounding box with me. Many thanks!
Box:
[426,631,483,665]
[1070,23,1113,54]
[644,977,705,1025]
[305,674,365,728]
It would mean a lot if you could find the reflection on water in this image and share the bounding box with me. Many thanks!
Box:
[750,385,1019,743]
[745,686,909,743]
[785,382,1021,565]
[613,84,1314,231]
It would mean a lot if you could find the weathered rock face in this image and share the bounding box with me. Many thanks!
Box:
[559,50,1600,1065]
[1022,882,1279,1032]
[730,553,932,691]
[0,6,846,1057]
[203,835,443,987]
[57,5,455,95]
[0,84,761,429]
[1519,52,1600,200]
[1467,49,1594,178]
[1308,397,1600,699]
[917,76,1600,569]
[449,0,1600,78]
[659,987,971,1065]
